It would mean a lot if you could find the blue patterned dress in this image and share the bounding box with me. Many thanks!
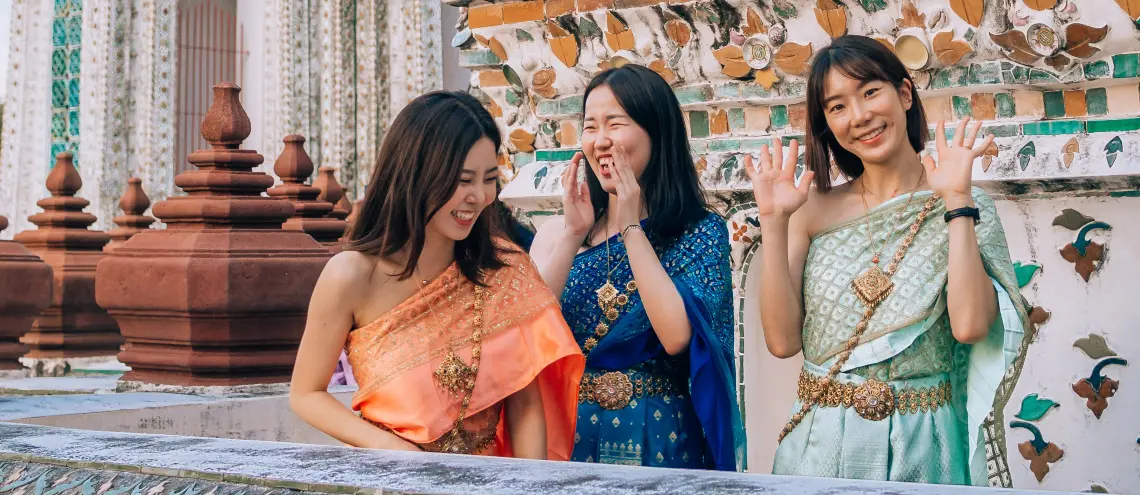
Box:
[563,212,745,470]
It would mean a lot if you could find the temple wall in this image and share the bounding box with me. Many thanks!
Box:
[471,1,1140,492]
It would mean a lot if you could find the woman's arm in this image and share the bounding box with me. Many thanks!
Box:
[531,217,586,299]
[288,253,420,451]
[504,379,547,459]
[942,194,998,344]
[622,227,692,355]
[757,210,812,358]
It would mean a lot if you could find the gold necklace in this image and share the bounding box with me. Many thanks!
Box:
[858,168,925,266]
[417,268,486,453]
[587,230,635,353]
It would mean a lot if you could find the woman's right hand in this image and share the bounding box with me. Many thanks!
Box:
[745,139,814,219]
[561,152,595,238]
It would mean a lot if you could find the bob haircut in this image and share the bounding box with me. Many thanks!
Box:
[804,35,929,192]
[344,90,506,284]
[581,64,710,242]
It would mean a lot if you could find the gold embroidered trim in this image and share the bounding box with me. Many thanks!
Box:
[795,370,952,417]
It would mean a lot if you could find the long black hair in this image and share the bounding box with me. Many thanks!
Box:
[344,90,505,284]
[581,64,709,242]
[804,35,929,192]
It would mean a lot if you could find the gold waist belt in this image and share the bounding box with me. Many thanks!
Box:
[578,371,685,411]
[796,370,952,421]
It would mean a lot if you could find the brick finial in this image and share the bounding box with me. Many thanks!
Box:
[200,82,252,149]
[0,212,53,370]
[105,178,156,253]
[314,166,349,221]
[14,152,118,359]
[267,135,344,248]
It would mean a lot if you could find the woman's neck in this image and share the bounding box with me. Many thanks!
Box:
[407,231,455,282]
[857,147,925,201]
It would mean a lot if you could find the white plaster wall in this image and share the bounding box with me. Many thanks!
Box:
[995,196,1140,494]
[439,2,469,93]
[235,0,265,172]
[13,391,353,445]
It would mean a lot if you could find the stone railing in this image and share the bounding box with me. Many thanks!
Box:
[0,422,1071,495]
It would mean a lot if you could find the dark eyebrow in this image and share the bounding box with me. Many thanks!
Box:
[823,80,879,106]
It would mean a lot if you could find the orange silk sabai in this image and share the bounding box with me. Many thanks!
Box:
[346,249,585,460]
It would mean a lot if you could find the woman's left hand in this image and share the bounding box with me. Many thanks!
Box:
[611,144,643,231]
[923,117,994,208]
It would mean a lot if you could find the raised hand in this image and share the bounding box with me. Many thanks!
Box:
[745,138,814,219]
[561,152,595,238]
[923,118,994,207]
[609,144,642,231]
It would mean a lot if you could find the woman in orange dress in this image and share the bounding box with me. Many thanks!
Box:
[289,91,584,458]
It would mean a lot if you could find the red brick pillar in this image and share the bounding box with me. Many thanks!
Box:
[0,215,54,369]
[95,83,331,386]
[14,153,120,358]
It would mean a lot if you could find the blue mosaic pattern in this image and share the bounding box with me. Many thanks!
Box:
[50,0,82,167]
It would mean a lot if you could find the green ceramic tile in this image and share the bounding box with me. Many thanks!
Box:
[1021,120,1084,135]
[459,50,501,67]
[709,139,742,152]
[535,148,580,161]
[969,62,1002,85]
[51,112,66,139]
[1006,66,1030,84]
[68,109,79,137]
[52,18,66,47]
[780,134,805,145]
[995,93,1016,118]
[67,78,80,107]
[952,96,972,118]
[1087,117,1140,133]
[859,0,888,12]
[932,66,968,89]
[714,83,741,100]
[1085,60,1111,80]
[1085,88,1108,115]
[781,80,807,98]
[1114,53,1140,78]
[739,84,773,99]
[1060,66,1084,83]
[1109,190,1140,197]
[67,48,81,74]
[66,15,82,45]
[1030,69,1059,83]
[536,100,560,117]
[770,105,789,129]
[983,124,1021,138]
[51,49,66,77]
[558,95,584,114]
[674,85,714,106]
[736,138,770,149]
[51,80,67,107]
[1043,91,1066,118]
[688,110,710,138]
[728,108,746,131]
[690,140,708,152]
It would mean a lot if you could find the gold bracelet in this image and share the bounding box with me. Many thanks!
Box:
[621,224,643,240]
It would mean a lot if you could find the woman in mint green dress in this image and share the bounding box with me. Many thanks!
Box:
[747,35,1030,486]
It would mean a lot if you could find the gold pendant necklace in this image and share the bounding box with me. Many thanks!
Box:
[851,169,925,305]
[586,230,635,353]
[417,268,486,453]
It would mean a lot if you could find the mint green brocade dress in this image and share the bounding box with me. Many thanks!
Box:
[771,188,1031,487]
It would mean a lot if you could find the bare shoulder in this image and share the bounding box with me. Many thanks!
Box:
[529,215,566,257]
[796,181,855,237]
[316,251,378,300]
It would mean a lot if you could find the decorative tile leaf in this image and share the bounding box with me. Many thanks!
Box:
[1013,261,1042,288]
[1065,24,1109,59]
[1061,241,1106,282]
[502,65,525,93]
[1072,221,1112,256]
[1018,141,1036,170]
[1073,333,1117,359]
[516,29,534,43]
[532,165,548,189]
[1052,208,1095,230]
[950,0,984,27]
[814,1,847,39]
[991,29,1042,66]
[1105,136,1123,167]
[774,42,813,75]
[934,30,973,65]
[1016,393,1060,421]
[721,155,739,183]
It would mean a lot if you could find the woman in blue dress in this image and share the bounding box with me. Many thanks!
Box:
[530,64,745,471]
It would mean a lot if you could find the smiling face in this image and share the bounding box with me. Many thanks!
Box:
[581,85,652,194]
[425,137,500,241]
[820,69,913,167]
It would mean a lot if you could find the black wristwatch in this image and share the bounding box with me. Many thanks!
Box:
[944,206,980,224]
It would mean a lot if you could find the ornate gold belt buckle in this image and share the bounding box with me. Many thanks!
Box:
[852,379,895,421]
[593,371,634,410]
